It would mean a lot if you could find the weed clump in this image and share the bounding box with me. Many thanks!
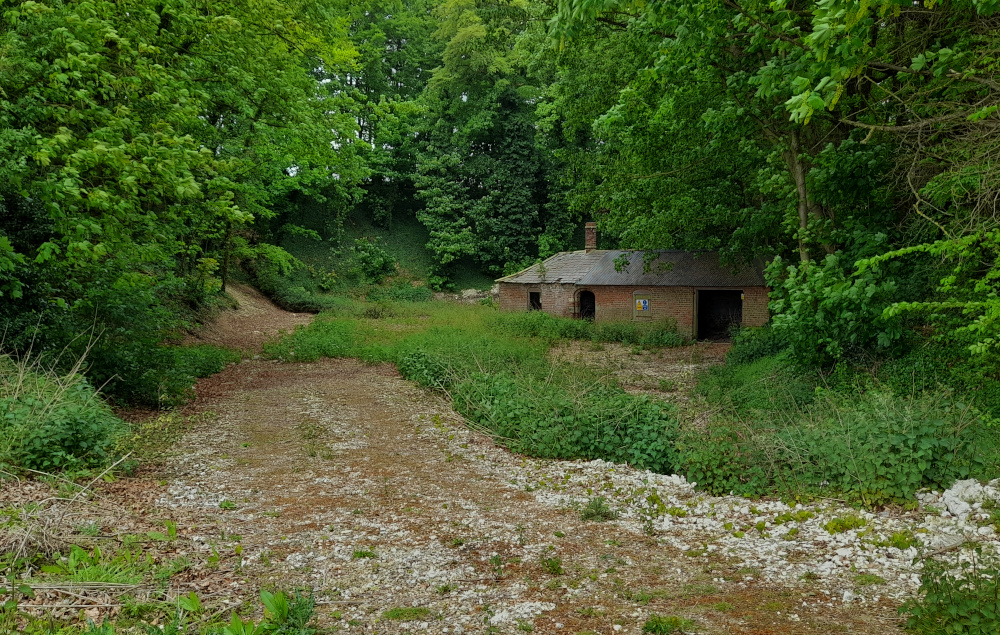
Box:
[581,497,618,522]
[901,552,1000,634]
[824,515,867,534]
[382,607,431,620]
[642,614,693,634]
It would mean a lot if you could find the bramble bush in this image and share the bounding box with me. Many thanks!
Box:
[901,551,1000,635]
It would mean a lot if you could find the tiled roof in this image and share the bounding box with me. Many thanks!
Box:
[497,250,766,287]
[495,250,610,284]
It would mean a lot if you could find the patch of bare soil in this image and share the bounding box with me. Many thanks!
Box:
[182,283,313,352]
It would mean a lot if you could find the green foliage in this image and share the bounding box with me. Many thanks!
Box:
[642,614,693,634]
[0,0,365,408]
[0,354,124,472]
[352,239,398,283]
[367,283,433,303]
[684,379,982,505]
[825,515,867,534]
[490,311,683,348]
[454,372,678,473]
[901,552,1000,635]
[727,326,788,366]
[592,320,684,348]
[381,607,431,621]
[490,311,595,342]
[695,356,817,415]
[540,556,564,575]
[580,497,618,522]
[263,319,362,363]
[768,254,905,367]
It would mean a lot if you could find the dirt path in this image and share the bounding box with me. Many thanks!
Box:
[182,283,313,352]
[146,357,906,634]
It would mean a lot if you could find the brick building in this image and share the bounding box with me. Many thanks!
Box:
[496,224,770,340]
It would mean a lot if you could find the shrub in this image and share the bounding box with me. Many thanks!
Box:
[0,354,125,472]
[352,238,397,282]
[767,254,904,367]
[726,326,788,365]
[677,423,771,497]
[682,389,981,505]
[901,552,1000,635]
[776,391,980,506]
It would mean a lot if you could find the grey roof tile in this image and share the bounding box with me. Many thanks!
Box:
[497,250,766,287]
[495,250,609,284]
[578,251,767,287]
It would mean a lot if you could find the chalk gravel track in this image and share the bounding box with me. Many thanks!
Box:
[147,352,990,635]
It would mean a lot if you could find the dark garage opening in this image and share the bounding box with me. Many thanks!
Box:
[698,290,742,340]
[529,292,542,311]
[578,290,595,320]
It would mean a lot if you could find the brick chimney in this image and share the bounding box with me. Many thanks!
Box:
[585,222,597,252]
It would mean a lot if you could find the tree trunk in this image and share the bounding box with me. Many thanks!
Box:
[221,221,232,293]
[783,129,811,263]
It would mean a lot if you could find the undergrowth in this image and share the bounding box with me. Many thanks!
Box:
[0,353,125,472]
[690,326,998,504]
[901,551,1000,635]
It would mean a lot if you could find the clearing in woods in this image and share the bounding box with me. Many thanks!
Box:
[3,291,907,634]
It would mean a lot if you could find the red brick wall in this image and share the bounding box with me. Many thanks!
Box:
[586,285,696,338]
[742,287,770,327]
[498,282,577,318]
[499,282,770,339]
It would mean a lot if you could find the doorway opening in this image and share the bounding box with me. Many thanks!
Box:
[578,290,595,320]
[529,292,542,311]
[697,290,742,340]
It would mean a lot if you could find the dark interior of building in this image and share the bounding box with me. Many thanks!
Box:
[697,290,743,340]
[529,292,541,311]
[578,290,595,319]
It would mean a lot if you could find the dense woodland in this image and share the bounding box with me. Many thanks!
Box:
[2,1,1000,464]
[5,2,1000,631]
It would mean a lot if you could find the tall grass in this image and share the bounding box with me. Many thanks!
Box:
[0,351,125,472]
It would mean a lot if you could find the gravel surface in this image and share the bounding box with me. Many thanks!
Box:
[139,357,998,634]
